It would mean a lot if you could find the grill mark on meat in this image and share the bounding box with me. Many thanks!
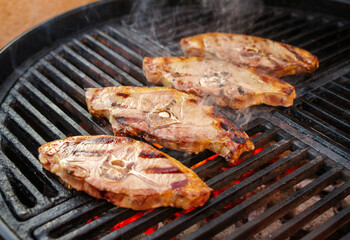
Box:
[221,71,229,76]
[126,162,135,171]
[116,93,129,98]
[115,116,142,124]
[112,103,126,108]
[283,87,294,95]
[220,121,229,131]
[238,86,245,95]
[145,167,181,174]
[83,136,131,144]
[280,42,303,61]
[188,98,199,104]
[139,151,166,158]
[72,150,103,156]
[164,99,177,110]
[171,179,189,189]
[232,134,248,144]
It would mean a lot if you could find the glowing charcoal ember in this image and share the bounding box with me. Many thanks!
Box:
[191,154,219,169]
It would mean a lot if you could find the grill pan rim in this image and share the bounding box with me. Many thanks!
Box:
[0,1,350,239]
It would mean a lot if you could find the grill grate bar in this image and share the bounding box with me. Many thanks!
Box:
[123,7,201,31]
[225,9,276,33]
[155,19,211,44]
[52,207,134,240]
[194,126,280,180]
[2,106,45,146]
[70,38,143,87]
[268,179,350,240]
[147,141,311,240]
[266,20,316,42]
[297,60,350,89]
[50,52,102,88]
[10,87,66,140]
[289,107,350,148]
[300,205,350,240]
[82,34,144,85]
[60,45,121,87]
[30,68,111,136]
[106,26,167,56]
[298,24,350,49]
[318,86,350,109]
[246,12,292,35]
[287,21,338,45]
[33,200,108,239]
[298,98,350,132]
[19,79,89,136]
[306,92,350,119]
[180,150,216,169]
[206,137,293,191]
[193,155,225,180]
[317,41,350,64]
[166,11,277,52]
[224,164,342,240]
[150,11,212,38]
[0,124,67,198]
[94,30,143,65]
[149,153,324,240]
[40,59,86,105]
[101,209,178,240]
[331,80,350,93]
[252,18,306,38]
[0,152,51,220]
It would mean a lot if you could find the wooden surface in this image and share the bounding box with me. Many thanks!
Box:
[0,0,99,50]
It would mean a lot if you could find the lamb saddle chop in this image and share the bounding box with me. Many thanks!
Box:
[38,135,212,210]
[85,86,254,164]
[143,57,296,109]
[180,32,319,77]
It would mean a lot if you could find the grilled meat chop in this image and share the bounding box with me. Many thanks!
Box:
[143,57,296,109]
[85,86,254,163]
[180,33,319,77]
[38,135,212,210]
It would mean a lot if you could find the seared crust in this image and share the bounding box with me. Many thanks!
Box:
[38,135,212,210]
[143,57,296,109]
[85,86,254,164]
[180,32,319,77]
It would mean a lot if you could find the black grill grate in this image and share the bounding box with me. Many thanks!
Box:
[0,2,350,240]
[275,71,350,159]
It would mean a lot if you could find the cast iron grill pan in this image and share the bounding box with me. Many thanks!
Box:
[0,1,349,239]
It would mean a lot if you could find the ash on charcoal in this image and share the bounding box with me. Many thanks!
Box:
[339,194,350,209]
[248,205,267,222]
[212,223,238,240]
[290,195,337,232]
[253,220,283,240]
[174,220,207,239]
[294,178,313,190]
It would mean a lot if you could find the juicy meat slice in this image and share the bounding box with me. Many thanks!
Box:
[38,135,212,210]
[85,86,254,164]
[143,57,296,109]
[180,33,319,77]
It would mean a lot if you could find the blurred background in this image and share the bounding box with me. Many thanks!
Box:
[0,0,99,49]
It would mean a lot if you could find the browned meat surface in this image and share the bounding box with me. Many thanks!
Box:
[85,86,254,164]
[143,57,296,109]
[180,33,319,77]
[38,135,212,210]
